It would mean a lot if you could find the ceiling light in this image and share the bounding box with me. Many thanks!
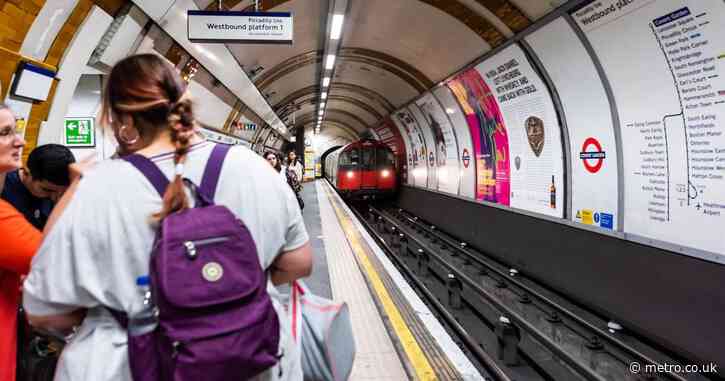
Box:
[320,102,325,108]
[325,55,335,70]
[319,110,324,115]
[321,92,327,99]
[445,107,455,114]
[322,77,330,87]
[330,14,344,40]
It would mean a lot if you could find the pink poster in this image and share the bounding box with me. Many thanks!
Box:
[447,68,510,205]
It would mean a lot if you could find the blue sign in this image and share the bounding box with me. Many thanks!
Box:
[599,213,614,230]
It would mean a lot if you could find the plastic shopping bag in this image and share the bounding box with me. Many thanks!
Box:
[290,281,355,381]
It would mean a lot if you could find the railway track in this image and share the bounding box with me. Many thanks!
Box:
[348,200,714,381]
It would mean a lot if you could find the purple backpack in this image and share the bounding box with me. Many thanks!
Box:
[114,144,280,380]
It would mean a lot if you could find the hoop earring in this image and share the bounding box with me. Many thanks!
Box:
[118,125,139,145]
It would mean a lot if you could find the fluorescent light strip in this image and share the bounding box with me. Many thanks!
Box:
[330,14,344,40]
[322,77,330,87]
[321,92,327,99]
[320,102,326,108]
[325,55,335,70]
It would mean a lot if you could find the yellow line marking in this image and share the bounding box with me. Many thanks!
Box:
[323,183,437,381]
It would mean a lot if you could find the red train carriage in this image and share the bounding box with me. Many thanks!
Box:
[324,139,397,199]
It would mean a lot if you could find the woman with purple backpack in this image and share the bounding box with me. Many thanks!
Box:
[22,54,313,380]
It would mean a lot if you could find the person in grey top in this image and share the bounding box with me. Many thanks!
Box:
[22,54,313,381]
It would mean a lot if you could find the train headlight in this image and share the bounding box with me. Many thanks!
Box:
[381,169,390,178]
[346,171,354,179]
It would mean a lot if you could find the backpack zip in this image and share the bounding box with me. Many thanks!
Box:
[183,236,231,259]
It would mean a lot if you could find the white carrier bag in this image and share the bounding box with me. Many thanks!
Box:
[289,280,355,381]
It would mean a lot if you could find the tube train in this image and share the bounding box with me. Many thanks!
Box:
[324,139,397,199]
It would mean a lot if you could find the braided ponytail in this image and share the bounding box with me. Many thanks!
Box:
[154,96,196,220]
[103,54,199,222]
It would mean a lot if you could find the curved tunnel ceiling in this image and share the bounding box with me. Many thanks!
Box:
[201,0,564,142]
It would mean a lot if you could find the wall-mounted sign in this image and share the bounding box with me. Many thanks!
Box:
[11,62,55,102]
[64,117,95,147]
[187,11,293,44]
[200,126,247,145]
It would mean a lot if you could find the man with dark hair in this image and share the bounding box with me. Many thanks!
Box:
[1,144,75,230]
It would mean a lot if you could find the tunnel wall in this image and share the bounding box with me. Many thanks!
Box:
[389,1,725,262]
[397,185,725,370]
[388,0,725,369]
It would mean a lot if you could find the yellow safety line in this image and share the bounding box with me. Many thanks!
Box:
[323,183,437,381]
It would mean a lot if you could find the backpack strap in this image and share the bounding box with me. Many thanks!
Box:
[122,144,231,200]
[198,144,231,200]
[123,154,169,198]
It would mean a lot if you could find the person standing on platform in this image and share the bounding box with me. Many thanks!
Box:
[1,144,75,230]
[286,150,304,184]
[264,150,287,182]
[0,103,43,381]
[22,54,312,381]
[268,150,304,210]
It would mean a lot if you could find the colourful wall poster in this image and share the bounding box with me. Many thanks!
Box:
[474,44,564,217]
[415,92,461,195]
[433,86,477,199]
[526,17,619,229]
[408,104,439,190]
[447,68,511,205]
[394,108,429,188]
[371,118,407,178]
[391,115,415,185]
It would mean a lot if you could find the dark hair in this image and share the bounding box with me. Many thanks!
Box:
[27,144,76,186]
[286,150,298,166]
[102,54,195,220]
[264,151,281,172]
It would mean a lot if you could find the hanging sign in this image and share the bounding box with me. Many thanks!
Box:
[187,11,293,44]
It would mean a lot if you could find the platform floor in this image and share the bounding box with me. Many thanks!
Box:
[299,182,332,299]
[299,179,483,381]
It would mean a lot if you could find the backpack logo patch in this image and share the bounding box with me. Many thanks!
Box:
[202,262,224,282]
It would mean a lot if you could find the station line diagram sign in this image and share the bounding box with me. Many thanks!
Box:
[187,11,293,44]
[572,0,725,255]
[64,117,95,147]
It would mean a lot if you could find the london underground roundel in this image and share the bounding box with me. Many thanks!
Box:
[579,137,606,174]
[461,148,471,168]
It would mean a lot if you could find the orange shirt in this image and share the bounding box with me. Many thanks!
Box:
[0,199,41,381]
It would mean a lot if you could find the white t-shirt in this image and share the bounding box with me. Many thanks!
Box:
[23,142,308,381]
[288,160,303,183]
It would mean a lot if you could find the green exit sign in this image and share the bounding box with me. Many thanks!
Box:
[64,117,95,147]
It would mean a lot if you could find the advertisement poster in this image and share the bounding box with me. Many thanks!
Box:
[415,92,461,195]
[391,116,415,185]
[394,109,429,188]
[448,44,565,217]
[526,17,619,229]
[433,86,477,199]
[371,118,406,178]
[408,104,439,190]
[573,0,725,255]
[447,68,510,205]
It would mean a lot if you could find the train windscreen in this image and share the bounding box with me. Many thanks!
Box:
[377,147,394,168]
[339,148,359,167]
